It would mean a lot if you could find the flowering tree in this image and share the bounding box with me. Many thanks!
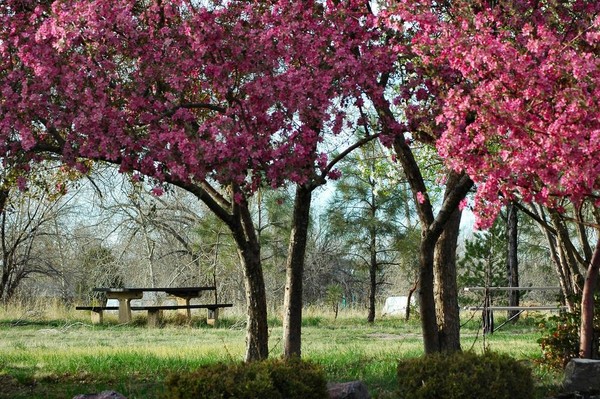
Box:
[402,0,600,358]
[0,0,394,360]
[366,3,476,353]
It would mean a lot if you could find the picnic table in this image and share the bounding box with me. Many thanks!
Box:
[76,286,232,327]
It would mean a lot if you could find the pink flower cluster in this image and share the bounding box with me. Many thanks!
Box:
[387,0,600,228]
[0,0,396,193]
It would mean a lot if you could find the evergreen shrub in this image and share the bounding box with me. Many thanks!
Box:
[396,351,533,399]
[164,357,328,399]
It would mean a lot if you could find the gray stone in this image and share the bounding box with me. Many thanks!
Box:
[72,391,127,399]
[563,359,600,393]
[327,381,370,399]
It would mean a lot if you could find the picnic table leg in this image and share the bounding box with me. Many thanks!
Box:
[147,309,161,328]
[117,298,132,323]
[207,308,219,326]
[108,292,143,324]
[175,297,192,320]
[91,309,103,324]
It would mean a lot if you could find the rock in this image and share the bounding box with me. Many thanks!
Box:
[327,381,370,399]
[72,391,127,399]
[563,359,600,393]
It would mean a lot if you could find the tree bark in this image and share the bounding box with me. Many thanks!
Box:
[579,237,600,359]
[549,209,586,296]
[506,202,520,321]
[233,199,269,362]
[178,181,270,362]
[405,280,418,321]
[391,133,473,354]
[237,241,269,362]
[529,204,578,310]
[282,185,312,359]
[368,224,377,323]
[434,185,463,353]
[420,233,440,353]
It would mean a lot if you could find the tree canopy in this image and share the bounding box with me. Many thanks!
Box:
[389,0,600,225]
[0,0,394,193]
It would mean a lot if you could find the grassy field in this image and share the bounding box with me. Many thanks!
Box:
[0,303,563,398]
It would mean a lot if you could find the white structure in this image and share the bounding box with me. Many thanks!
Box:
[382,296,416,316]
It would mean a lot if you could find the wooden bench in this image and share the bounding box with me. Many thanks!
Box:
[75,306,119,324]
[76,303,233,327]
[131,304,233,327]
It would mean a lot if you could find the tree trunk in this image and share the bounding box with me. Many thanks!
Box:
[482,291,494,334]
[391,134,473,354]
[531,204,578,310]
[237,242,269,362]
[506,202,520,321]
[223,194,269,362]
[550,209,586,296]
[579,237,600,359]
[282,185,312,359]
[420,233,439,353]
[368,225,377,324]
[434,194,462,353]
[521,204,582,312]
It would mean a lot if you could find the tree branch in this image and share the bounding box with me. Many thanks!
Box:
[320,133,381,182]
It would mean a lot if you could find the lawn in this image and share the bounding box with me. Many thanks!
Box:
[0,305,563,398]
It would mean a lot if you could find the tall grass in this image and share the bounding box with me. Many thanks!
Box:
[0,301,561,399]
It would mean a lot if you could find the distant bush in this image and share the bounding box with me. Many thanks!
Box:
[164,358,328,399]
[396,351,533,399]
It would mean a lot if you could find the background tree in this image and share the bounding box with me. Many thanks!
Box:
[325,140,409,322]
[459,222,508,301]
[302,221,355,306]
[459,219,508,333]
[76,244,124,305]
[0,164,78,303]
[521,202,590,311]
[506,202,520,321]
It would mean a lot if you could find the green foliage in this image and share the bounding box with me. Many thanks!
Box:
[164,358,328,399]
[458,220,507,306]
[537,294,600,370]
[396,351,534,399]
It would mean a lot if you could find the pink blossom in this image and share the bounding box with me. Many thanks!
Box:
[389,0,600,224]
[0,0,395,194]
[151,186,164,196]
[17,176,28,192]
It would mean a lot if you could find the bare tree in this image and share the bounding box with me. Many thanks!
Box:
[0,178,77,303]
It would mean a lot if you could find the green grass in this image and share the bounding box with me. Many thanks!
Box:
[0,306,563,399]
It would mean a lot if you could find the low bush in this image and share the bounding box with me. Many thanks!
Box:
[396,351,533,399]
[164,357,328,399]
[537,294,600,370]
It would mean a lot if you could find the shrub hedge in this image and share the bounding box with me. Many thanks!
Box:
[396,351,533,399]
[164,357,328,399]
